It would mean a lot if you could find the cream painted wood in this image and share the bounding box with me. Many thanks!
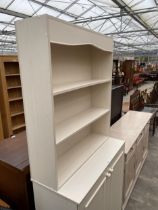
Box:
[110,111,152,154]
[142,124,149,158]
[59,137,124,203]
[109,152,124,210]
[78,151,124,210]
[53,79,110,96]
[16,15,57,189]
[33,182,77,210]
[16,15,124,210]
[79,179,105,210]
[55,107,109,144]
[51,44,112,87]
[58,133,108,187]
[48,18,113,52]
[135,134,144,176]
[124,147,136,200]
[122,151,148,210]
[32,137,124,210]
[110,111,152,208]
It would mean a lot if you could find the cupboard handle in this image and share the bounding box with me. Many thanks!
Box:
[85,176,106,208]
[106,172,111,178]
[109,168,114,173]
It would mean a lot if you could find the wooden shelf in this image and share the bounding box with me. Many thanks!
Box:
[12,123,25,131]
[53,79,111,96]
[6,74,20,77]
[9,97,23,102]
[58,133,108,187]
[11,111,24,117]
[56,108,109,144]
[8,86,21,90]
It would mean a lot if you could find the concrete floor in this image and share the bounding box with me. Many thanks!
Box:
[125,130,158,210]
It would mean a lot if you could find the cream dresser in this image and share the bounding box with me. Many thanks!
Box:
[16,15,125,210]
[110,110,152,209]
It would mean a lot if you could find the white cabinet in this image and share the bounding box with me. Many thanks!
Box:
[79,152,124,210]
[109,152,124,210]
[16,15,124,210]
[110,111,152,209]
[79,179,105,210]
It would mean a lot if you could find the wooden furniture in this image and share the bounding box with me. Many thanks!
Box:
[0,56,25,138]
[133,73,144,87]
[16,15,125,210]
[110,111,152,209]
[0,131,35,210]
[0,112,4,141]
[111,85,124,125]
[129,89,158,135]
[121,60,135,91]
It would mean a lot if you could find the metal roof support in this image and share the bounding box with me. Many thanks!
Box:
[106,28,158,35]
[57,0,79,17]
[0,39,16,44]
[76,4,95,19]
[29,0,77,19]
[0,21,14,26]
[0,30,15,36]
[0,8,30,18]
[73,7,158,24]
[111,0,158,38]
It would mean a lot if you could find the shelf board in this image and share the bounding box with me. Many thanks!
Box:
[58,133,108,187]
[8,85,21,90]
[56,108,109,144]
[12,123,25,131]
[6,74,20,77]
[53,79,111,96]
[11,111,24,117]
[9,97,23,102]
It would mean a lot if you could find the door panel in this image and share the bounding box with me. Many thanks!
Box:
[110,152,124,210]
[79,177,106,210]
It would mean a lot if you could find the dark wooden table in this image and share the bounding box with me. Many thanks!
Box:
[0,131,35,210]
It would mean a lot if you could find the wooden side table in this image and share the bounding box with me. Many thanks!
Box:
[0,131,35,210]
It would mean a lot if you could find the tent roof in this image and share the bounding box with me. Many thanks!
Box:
[0,0,158,56]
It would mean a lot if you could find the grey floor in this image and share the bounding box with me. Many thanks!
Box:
[125,129,158,210]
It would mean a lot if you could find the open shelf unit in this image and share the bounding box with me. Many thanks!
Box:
[0,56,25,137]
[16,15,122,210]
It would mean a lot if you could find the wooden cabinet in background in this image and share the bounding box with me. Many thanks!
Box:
[0,56,25,138]
[0,131,34,210]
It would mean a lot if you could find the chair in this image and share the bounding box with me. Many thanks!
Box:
[127,89,158,135]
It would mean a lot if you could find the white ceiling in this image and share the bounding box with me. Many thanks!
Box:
[0,0,158,55]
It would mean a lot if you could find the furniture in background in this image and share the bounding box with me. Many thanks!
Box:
[111,85,124,125]
[16,15,125,210]
[112,60,124,85]
[0,56,25,138]
[123,89,158,135]
[121,60,135,91]
[133,73,144,87]
[0,131,35,210]
[110,111,152,209]
[0,112,4,141]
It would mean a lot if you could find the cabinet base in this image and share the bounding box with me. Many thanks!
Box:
[122,151,148,210]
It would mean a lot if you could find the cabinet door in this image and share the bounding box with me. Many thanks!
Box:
[109,152,124,210]
[124,149,135,201]
[79,177,106,210]
[136,134,143,175]
[142,124,149,158]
